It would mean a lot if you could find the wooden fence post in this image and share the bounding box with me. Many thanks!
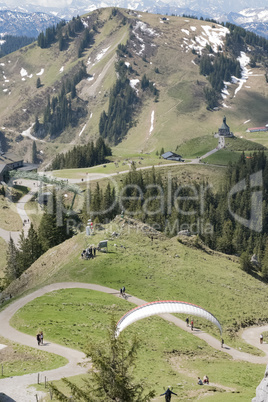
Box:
[49,385,53,400]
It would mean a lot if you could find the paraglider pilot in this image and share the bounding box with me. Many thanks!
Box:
[160,387,177,401]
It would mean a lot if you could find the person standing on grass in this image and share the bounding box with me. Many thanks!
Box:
[37,333,41,345]
[191,320,194,331]
[160,387,177,401]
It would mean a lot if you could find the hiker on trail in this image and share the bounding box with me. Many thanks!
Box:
[122,286,125,296]
[221,338,224,348]
[186,317,189,327]
[160,387,177,401]
[120,288,123,296]
[260,334,263,344]
[37,333,41,345]
[191,320,194,331]
[40,331,44,345]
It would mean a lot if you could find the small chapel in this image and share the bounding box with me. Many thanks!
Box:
[218,116,234,137]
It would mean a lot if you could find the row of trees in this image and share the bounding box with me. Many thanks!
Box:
[77,28,94,58]
[99,43,159,144]
[5,193,73,285]
[200,53,241,108]
[81,153,268,280]
[99,72,138,144]
[34,64,87,139]
[225,23,268,54]
[37,21,66,49]
[50,137,112,170]
[37,15,95,56]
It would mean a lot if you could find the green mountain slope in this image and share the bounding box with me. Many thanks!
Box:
[0,8,268,165]
[1,217,267,400]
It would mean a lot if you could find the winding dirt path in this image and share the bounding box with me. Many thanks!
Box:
[0,282,267,401]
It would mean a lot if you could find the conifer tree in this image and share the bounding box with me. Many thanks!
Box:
[36,77,41,88]
[261,241,268,281]
[49,321,155,401]
[32,141,37,164]
[5,237,20,283]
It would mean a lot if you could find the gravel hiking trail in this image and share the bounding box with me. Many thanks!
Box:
[0,282,267,401]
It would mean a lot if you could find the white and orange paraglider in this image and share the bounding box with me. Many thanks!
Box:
[116,300,222,336]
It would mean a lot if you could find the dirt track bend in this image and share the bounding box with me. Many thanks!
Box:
[0,282,267,401]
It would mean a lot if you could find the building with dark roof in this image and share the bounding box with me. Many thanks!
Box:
[0,152,24,181]
[218,116,233,137]
[161,151,183,161]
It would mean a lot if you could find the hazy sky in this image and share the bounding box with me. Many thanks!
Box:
[8,0,72,6]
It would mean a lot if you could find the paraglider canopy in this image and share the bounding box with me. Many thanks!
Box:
[116,300,222,336]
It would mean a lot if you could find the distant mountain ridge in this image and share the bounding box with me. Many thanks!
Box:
[0,1,268,38]
[0,10,61,37]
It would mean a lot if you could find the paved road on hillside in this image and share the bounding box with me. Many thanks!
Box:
[0,282,267,401]
[0,180,38,245]
[43,136,226,184]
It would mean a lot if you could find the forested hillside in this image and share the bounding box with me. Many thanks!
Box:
[77,152,268,281]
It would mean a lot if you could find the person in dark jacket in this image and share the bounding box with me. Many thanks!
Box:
[160,387,177,401]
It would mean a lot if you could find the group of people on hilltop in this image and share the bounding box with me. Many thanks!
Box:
[36,331,44,345]
[81,245,97,259]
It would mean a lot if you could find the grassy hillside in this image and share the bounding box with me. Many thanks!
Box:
[4,217,267,345]
[3,217,267,400]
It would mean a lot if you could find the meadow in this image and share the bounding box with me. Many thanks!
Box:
[5,217,268,400]
[11,288,265,401]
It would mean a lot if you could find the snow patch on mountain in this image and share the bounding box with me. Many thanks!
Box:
[36,68,44,76]
[132,20,159,56]
[149,110,154,135]
[183,24,229,55]
[95,46,110,63]
[233,52,251,97]
[181,28,189,35]
[130,79,139,93]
